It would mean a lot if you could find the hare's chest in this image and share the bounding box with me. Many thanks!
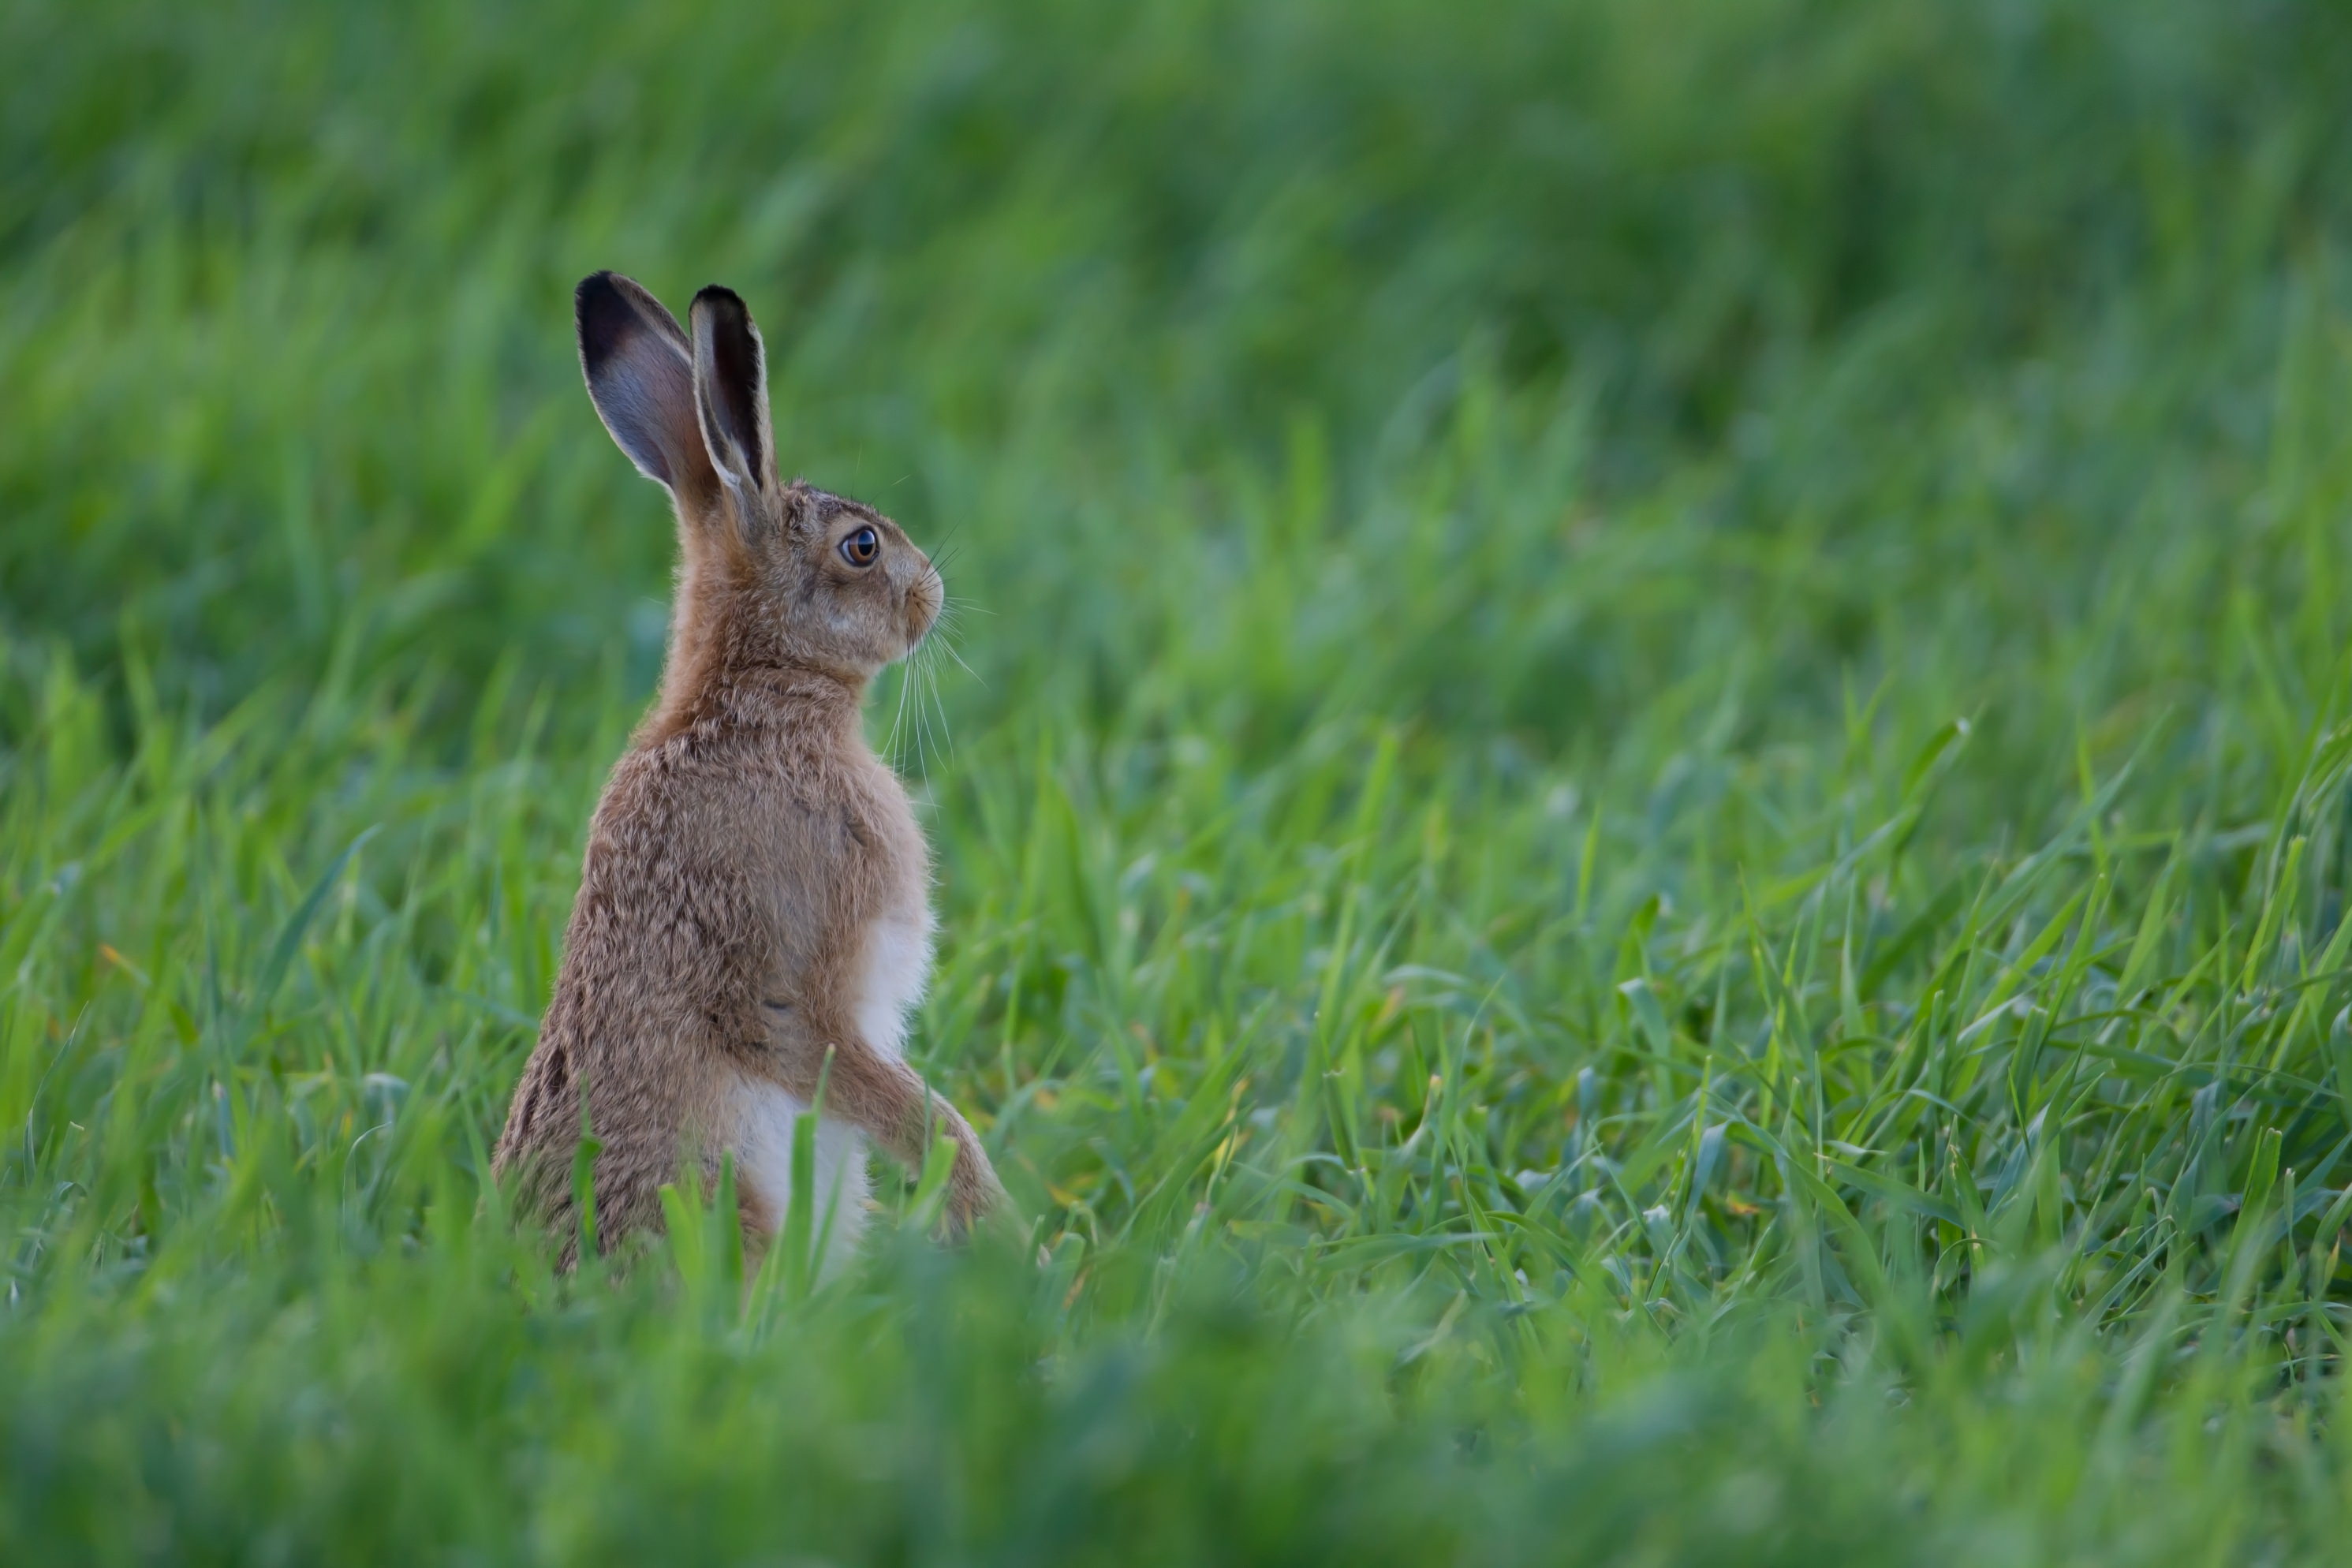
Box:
[831,757,934,1059]
[852,894,934,1059]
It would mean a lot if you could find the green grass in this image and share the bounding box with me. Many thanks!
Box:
[9,0,2352,1560]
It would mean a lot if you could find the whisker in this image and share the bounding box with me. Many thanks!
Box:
[922,641,956,771]
[887,652,914,770]
[921,593,987,687]
[900,640,931,781]
[915,645,943,781]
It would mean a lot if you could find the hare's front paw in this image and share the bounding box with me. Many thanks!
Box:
[946,1136,1012,1238]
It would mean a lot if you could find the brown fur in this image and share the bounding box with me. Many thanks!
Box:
[493,273,1007,1264]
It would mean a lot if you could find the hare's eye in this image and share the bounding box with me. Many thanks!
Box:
[839,526,880,567]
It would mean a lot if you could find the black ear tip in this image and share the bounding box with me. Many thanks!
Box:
[577,272,639,372]
[690,285,757,337]
[576,271,625,322]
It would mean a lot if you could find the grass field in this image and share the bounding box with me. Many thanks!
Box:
[9,0,2352,1560]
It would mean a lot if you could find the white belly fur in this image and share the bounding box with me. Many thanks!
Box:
[730,898,933,1276]
[853,901,935,1060]
[731,1080,870,1275]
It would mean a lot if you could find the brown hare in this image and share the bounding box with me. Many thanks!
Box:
[493,272,1007,1270]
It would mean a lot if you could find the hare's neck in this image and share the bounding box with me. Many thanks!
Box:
[643,574,867,745]
[646,550,728,734]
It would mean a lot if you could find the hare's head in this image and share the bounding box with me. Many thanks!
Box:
[575,272,940,682]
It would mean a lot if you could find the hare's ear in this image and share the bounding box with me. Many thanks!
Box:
[688,286,778,509]
[576,272,716,501]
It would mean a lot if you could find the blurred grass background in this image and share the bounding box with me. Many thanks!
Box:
[9,0,2352,1561]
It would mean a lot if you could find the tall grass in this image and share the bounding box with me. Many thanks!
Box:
[8,0,2352,1560]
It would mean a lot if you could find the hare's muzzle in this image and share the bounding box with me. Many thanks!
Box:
[903,561,942,649]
